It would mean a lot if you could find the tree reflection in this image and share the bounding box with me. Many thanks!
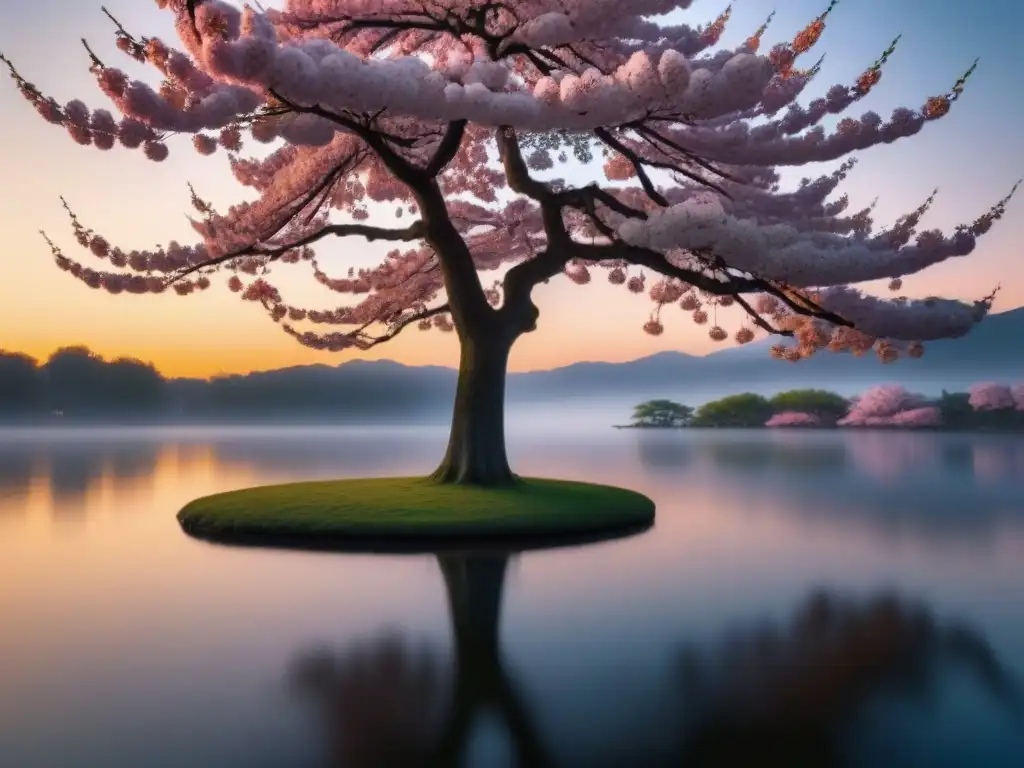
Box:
[287,554,1018,767]
[635,434,692,473]
[635,433,1024,546]
[290,553,550,767]
[666,591,1020,767]
[704,437,848,474]
[45,443,103,511]
[0,438,163,514]
[0,445,36,504]
[46,441,160,511]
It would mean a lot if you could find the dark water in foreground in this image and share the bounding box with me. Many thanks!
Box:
[1,425,1023,767]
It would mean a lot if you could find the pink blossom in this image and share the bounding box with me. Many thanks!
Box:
[968,382,1015,411]
[642,319,664,335]
[839,385,922,424]
[564,263,591,284]
[649,280,684,304]
[193,134,218,155]
[766,411,820,427]
[887,407,942,427]
[117,119,150,149]
[1011,384,1024,411]
[143,141,169,161]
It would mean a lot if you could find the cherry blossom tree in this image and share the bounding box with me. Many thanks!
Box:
[765,411,819,427]
[884,406,942,428]
[837,384,934,426]
[2,0,1019,485]
[968,382,1016,411]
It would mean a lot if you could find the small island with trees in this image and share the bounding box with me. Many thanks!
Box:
[624,383,1024,431]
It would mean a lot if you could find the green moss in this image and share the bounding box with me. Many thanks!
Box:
[177,476,655,552]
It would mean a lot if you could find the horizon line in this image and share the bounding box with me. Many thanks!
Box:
[6,304,1021,381]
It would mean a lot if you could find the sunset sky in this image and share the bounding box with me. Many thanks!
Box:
[1,0,1021,379]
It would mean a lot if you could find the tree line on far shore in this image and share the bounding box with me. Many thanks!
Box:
[0,346,443,422]
[629,384,1024,430]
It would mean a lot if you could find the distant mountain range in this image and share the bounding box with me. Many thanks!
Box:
[3,308,1022,423]
[504,306,1024,401]
[192,306,1022,406]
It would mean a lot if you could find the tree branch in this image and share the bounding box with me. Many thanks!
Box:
[425,119,467,176]
[364,302,450,348]
[170,220,426,282]
[731,293,791,336]
[632,124,742,186]
[494,127,573,297]
[567,239,758,296]
[265,90,497,331]
[502,248,570,316]
[495,127,552,201]
[560,238,854,329]
[593,128,669,207]
[631,130,734,199]
[555,183,649,235]
[268,88,425,186]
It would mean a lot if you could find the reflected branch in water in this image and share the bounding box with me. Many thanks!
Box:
[287,545,1019,767]
[290,552,551,768]
[669,591,1020,767]
[292,635,446,767]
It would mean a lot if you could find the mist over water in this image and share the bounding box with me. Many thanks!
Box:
[2,425,1024,767]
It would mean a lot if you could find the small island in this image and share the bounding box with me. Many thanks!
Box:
[620,383,1024,431]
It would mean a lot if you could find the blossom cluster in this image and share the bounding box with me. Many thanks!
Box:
[968,382,1024,411]
[836,385,940,427]
[765,411,820,427]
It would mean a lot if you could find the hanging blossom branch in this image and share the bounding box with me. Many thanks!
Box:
[0,0,1018,361]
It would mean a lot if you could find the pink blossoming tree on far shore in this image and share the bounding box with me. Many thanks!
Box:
[765,411,820,427]
[968,382,1017,411]
[2,1,1019,485]
[837,384,938,427]
[884,406,942,427]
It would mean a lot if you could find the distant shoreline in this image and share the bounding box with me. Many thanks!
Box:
[613,423,1024,432]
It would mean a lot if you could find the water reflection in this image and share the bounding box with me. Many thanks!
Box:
[1,427,1023,765]
[0,445,36,505]
[45,443,102,514]
[636,436,693,471]
[636,431,1024,545]
[666,591,1019,768]
[105,441,160,484]
[293,554,550,767]
[207,427,443,478]
[635,430,1024,485]
[288,551,1018,768]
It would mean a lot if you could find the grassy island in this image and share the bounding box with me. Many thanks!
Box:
[177,476,655,553]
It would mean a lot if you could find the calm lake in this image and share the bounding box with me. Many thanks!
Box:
[2,424,1024,767]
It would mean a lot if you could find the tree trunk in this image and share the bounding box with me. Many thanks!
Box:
[430,332,517,486]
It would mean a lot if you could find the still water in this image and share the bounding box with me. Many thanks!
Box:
[1,424,1023,767]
